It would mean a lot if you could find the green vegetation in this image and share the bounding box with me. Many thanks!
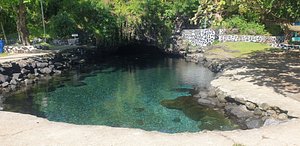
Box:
[0,0,299,48]
[206,42,271,58]
[221,16,269,35]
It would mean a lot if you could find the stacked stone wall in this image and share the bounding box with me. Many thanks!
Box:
[181,29,284,47]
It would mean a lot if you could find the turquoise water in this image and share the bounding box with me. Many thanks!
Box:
[3,56,237,133]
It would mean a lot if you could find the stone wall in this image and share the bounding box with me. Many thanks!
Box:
[219,35,284,47]
[181,29,284,48]
[181,29,216,47]
[4,46,37,53]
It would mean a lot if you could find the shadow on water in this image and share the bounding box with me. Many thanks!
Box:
[160,96,238,131]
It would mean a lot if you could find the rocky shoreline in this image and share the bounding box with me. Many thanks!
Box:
[193,87,291,130]
[175,48,295,130]
[0,48,96,99]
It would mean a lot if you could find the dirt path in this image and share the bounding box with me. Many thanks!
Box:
[0,111,300,146]
[0,53,49,63]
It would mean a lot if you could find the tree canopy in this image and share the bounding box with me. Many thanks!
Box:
[0,0,299,46]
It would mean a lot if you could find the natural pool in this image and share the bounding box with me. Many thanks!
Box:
[2,55,238,133]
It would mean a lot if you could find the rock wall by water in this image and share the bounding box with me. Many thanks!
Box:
[181,29,216,47]
[4,46,37,53]
[219,35,284,47]
[0,48,94,94]
[181,29,284,48]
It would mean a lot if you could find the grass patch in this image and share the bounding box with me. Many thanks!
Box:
[0,53,9,57]
[207,42,271,58]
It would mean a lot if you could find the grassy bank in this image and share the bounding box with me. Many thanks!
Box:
[206,42,271,58]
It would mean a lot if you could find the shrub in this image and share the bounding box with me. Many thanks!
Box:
[49,12,77,39]
[265,24,284,36]
[221,16,269,35]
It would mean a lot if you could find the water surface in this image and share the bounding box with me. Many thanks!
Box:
[2,56,238,133]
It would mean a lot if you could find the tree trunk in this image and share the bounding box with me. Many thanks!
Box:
[95,36,101,48]
[282,23,292,44]
[0,22,8,43]
[17,0,30,46]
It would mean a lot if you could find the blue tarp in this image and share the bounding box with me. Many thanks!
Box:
[0,40,4,53]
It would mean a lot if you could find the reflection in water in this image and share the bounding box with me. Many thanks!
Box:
[2,57,237,133]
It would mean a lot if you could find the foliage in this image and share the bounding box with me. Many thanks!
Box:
[265,24,284,36]
[191,0,225,28]
[1,0,300,47]
[221,16,269,35]
[49,12,77,39]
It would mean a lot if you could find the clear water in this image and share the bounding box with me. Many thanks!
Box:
[2,56,238,133]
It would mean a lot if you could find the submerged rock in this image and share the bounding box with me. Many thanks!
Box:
[183,106,206,121]
[197,98,218,107]
[245,117,264,129]
[160,96,198,110]
[198,115,238,131]
[172,117,181,123]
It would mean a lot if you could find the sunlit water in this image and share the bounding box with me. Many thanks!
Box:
[2,56,238,133]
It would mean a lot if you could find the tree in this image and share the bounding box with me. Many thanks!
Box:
[254,0,300,42]
[191,0,225,28]
[0,0,32,45]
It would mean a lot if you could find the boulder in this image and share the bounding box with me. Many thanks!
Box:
[17,60,28,68]
[53,70,62,75]
[34,69,39,76]
[245,117,264,129]
[207,88,217,97]
[277,113,288,120]
[24,79,33,86]
[260,103,270,111]
[10,85,16,91]
[266,109,277,117]
[21,68,30,74]
[0,67,5,73]
[253,108,263,116]
[1,82,9,87]
[245,102,256,110]
[199,92,208,99]
[10,79,18,85]
[12,73,22,80]
[0,74,9,83]
[225,105,254,119]
[235,98,246,105]
[39,67,52,74]
[36,62,49,68]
